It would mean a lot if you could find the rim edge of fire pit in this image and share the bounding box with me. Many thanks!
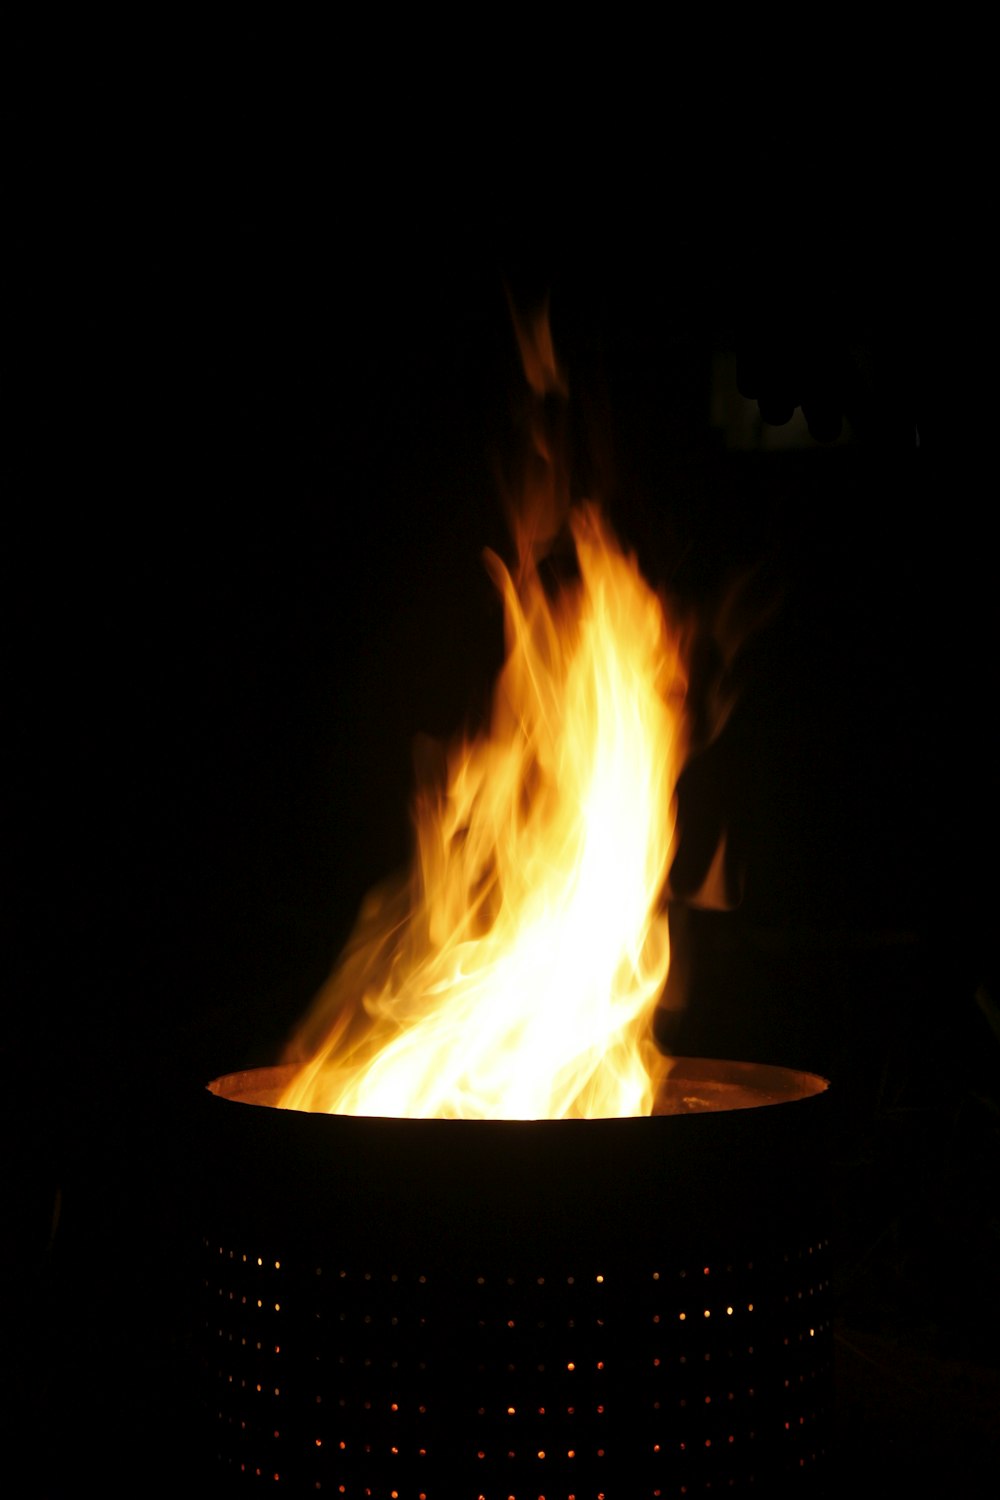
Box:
[207,1054,829,1114]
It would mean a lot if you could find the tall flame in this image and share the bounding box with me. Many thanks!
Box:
[280,314,691,1120]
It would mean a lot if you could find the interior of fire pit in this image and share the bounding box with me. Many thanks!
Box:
[207,1056,828,1117]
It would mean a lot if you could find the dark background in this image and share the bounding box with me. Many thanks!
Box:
[4,86,997,1493]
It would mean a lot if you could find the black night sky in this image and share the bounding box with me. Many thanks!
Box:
[5,85,997,1494]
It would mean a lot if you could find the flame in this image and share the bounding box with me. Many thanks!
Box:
[279,316,691,1120]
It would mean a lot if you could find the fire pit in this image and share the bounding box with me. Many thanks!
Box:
[195,311,835,1493]
[197,1057,832,1495]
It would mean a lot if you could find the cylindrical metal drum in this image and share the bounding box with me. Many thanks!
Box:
[196,1058,832,1497]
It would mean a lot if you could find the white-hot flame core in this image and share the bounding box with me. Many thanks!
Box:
[280,502,688,1119]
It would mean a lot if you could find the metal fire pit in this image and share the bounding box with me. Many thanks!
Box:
[196,1058,832,1496]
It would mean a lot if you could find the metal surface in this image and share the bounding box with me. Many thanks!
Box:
[196,1058,833,1495]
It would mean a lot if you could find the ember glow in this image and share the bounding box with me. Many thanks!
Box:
[280,315,691,1120]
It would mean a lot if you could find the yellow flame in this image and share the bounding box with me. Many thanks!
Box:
[280,497,689,1120]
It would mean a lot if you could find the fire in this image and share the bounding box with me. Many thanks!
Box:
[279,314,691,1120]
